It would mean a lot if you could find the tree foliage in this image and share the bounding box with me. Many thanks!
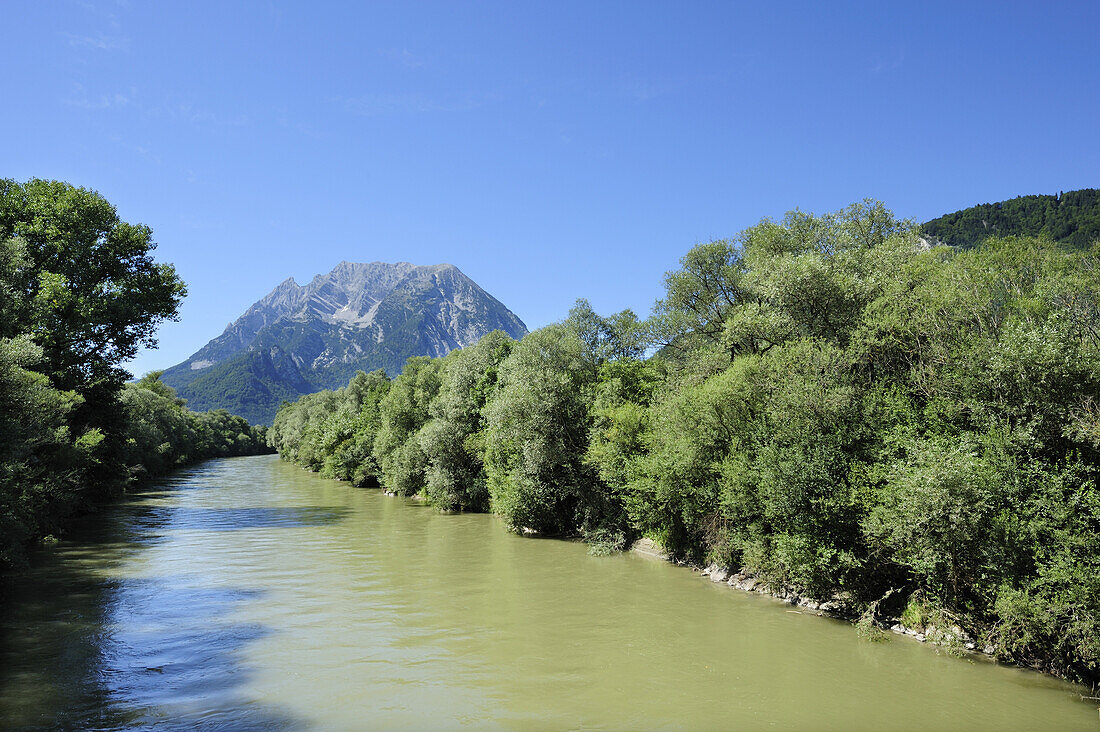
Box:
[420,330,514,511]
[0,179,187,402]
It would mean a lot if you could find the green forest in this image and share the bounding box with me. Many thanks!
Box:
[923,188,1100,248]
[268,200,1100,686]
[0,179,270,569]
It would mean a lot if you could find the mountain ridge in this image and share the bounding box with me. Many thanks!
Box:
[161,261,527,424]
[921,188,1099,249]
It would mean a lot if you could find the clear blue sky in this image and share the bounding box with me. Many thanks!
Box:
[3,1,1098,377]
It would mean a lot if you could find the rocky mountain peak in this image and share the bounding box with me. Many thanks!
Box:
[161,261,528,424]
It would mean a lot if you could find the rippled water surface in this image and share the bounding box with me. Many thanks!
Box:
[1,455,1095,730]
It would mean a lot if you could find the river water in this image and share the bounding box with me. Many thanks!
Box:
[0,455,1094,730]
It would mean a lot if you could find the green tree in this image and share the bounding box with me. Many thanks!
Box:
[651,239,748,360]
[484,324,605,535]
[0,180,269,569]
[373,356,445,496]
[420,331,515,511]
[319,369,391,485]
[0,335,86,566]
[0,179,186,398]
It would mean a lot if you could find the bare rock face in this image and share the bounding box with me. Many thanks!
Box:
[160,262,527,424]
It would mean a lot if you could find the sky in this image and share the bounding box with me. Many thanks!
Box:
[3,1,1099,377]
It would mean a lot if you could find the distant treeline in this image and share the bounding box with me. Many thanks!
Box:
[923,188,1100,248]
[0,179,270,570]
[269,201,1100,686]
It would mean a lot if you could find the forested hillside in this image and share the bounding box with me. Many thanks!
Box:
[922,188,1100,248]
[0,179,270,569]
[269,200,1100,686]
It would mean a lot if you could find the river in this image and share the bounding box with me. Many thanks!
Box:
[0,455,1094,730]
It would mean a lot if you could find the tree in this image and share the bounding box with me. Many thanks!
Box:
[651,239,748,357]
[419,330,515,511]
[0,179,186,404]
[0,335,86,566]
[484,324,605,535]
[319,369,390,485]
[653,201,915,363]
[563,299,649,363]
[373,356,445,495]
[0,179,269,569]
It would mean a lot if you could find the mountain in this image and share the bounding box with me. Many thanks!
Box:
[921,188,1100,249]
[161,262,528,424]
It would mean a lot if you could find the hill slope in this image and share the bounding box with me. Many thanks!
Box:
[922,188,1100,248]
[161,262,527,424]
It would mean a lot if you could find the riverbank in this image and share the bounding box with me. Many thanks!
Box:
[631,539,1040,671]
[381,478,1091,697]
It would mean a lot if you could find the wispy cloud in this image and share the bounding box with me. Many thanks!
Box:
[618,61,758,104]
[65,0,129,51]
[276,112,325,140]
[62,84,250,128]
[380,48,427,70]
[63,83,132,109]
[622,78,662,103]
[65,31,128,51]
[333,90,500,117]
[106,133,162,164]
[870,47,906,75]
[152,100,250,127]
[132,144,160,164]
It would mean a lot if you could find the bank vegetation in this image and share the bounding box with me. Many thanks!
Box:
[269,201,1100,687]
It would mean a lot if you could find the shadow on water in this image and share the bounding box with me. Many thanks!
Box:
[166,506,351,532]
[0,474,309,730]
[79,504,350,554]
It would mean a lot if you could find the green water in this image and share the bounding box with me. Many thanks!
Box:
[1,455,1095,730]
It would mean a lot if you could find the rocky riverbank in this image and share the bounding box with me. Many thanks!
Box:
[631,538,993,657]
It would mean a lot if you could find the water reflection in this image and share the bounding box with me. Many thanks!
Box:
[0,461,306,730]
